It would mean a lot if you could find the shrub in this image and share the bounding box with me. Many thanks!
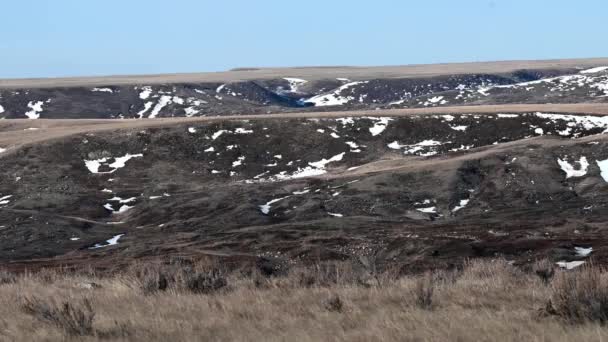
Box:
[21,296,95,336]
[324,295,344,313]
[414,272,435,310]
[184,270,227,294]
[533,259,555,285]
[545,265,608,324]
[0,271,17,285]
[140,270,169,295]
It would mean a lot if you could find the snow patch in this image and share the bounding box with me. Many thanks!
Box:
[575,247,593,257]
[556,261,585,270]
[306,81,368,106]
[25,101,44,119]
[85,154,143,174]
[368,117,393,136]
[581,66,608,74]
[91,234,124,249]
[259,196,290,215]
[92,87,114,93]
[558,157,589,178]
[597,159,608,182]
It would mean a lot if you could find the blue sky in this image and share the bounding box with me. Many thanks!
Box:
[1,0,607,78]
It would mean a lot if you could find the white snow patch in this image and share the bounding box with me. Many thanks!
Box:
[558,157,589,178]
[309,152,345,169]
[92,87,114,93]
[330,132,340,138]
[234,128,253,134]
[25,101,44,119]
[0,195,12,205]
[452,199,470,212]
[536,112,608,132]
[417,207,437,214]
[283,78,308,92]
[534,128,544,135]
[137,102,154,118]
[306,81,368,106]
[597,159,608,182]
[139,87,152,100]
[497,114,519,118]
[450,125,468,131]
[556,261,585,270]
[0,147,6,154]
[368,117,393,136]
[204,147,215,152]
[149,96,172,118]
[259,196,290,215]
[581,66,608,74]
[232,156,245,167]
[188,127,197,133]
[91,234,124,249]
[328,213,343,217]
[212,130,228,140]
[85,154,143,174]
[575,247,593,257]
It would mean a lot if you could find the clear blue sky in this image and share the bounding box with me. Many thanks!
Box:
[1,0,607,78]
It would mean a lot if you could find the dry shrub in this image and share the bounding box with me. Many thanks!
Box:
[533,259,555,285]
[324,294,345,313]
[414,272,435,310]
[183,269,228,294]
[0,271,17,286]
[460,258,524,287]
[140,269,169,295]
[20,296,95,336]
[545,265,608,324]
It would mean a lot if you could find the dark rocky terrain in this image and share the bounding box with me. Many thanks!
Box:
[1,59,608,273]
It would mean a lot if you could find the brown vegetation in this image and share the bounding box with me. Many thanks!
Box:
[0,259,604,341]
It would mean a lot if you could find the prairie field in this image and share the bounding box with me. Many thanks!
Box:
[1,259,608,341]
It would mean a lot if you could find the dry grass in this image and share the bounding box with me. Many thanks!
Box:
[1,259,608,341]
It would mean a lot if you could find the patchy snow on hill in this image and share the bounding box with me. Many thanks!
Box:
[306,81,368,106]
[283,78,308,93]
[452,199,470,212]
[149,95,172,118]
[91,234,124,249]
[25,101,45,119]
[259,196,290,215]
[139,86,152,100]
[308,152,345,169]
[92,87,114,93]
[137,102,154,118]
[580,66,608,74]
[575,246,593,257]
[0,195,12,206]
[85,153,143,174]
[556,260,585,270]
[417,207,437,214]
[368,117,392,136]
[535,113,608,133]
[597,159,608,182]
[557,156,589,178]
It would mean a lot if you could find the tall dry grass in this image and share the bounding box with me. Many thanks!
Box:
[0,259,606,341]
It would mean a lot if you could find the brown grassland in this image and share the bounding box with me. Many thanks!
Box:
[1,259,608,341]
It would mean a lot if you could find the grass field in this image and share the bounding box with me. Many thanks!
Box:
[2,259,608,341]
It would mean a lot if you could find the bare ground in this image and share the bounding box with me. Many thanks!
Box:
[2,103,608,151]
